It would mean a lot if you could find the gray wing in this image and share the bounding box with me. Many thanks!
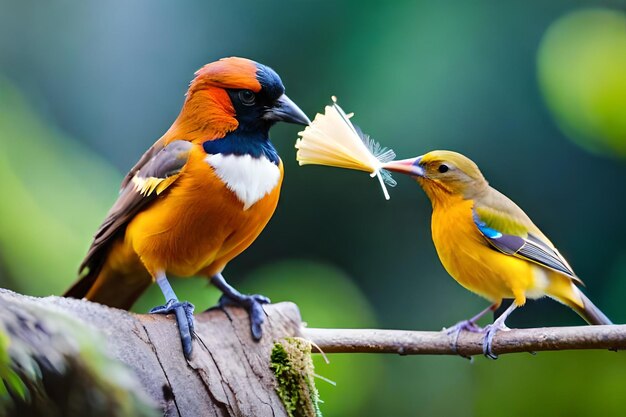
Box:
[119,138,165,189]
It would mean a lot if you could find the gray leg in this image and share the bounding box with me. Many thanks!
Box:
[150,271,195,359]
[444,303,498,356]
[482,302,517,359]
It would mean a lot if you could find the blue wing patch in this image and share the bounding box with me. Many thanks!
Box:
[474,218,503,239]
[473,212,525,255]
[472,209,578,279]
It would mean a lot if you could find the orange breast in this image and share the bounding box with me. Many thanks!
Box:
[125,147,283,277]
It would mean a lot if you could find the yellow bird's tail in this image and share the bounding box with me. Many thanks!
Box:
[548,273,612,325]
[570,289,612,325]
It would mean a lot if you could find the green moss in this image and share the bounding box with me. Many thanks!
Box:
[271,337,322,417]
[0,330,28,404]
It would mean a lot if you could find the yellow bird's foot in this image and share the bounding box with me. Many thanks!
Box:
[443,303,501,358]
[211,273,271,340]
[444,320,483,358]
[445,320,483,334]
[482,302,517,360]
[150,299,196,359]
[482,322,510,360]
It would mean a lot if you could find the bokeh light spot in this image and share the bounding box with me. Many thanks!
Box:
[538,8,626,157]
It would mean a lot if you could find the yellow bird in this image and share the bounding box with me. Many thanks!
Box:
[384,150,611,358]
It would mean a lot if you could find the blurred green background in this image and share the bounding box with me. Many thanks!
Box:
[1,1,626,416]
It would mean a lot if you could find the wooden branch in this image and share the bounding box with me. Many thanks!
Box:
[1,288,624,417]
[303,325,626,357]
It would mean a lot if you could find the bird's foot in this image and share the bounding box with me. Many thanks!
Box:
[218,293,270,340]
[444,320,483,357]
[150,299,195,359]
[210,273,271,340]
[444,319,483,335]
[482,321,510,360]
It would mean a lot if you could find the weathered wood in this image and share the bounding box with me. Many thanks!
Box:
[2,289,624,417]
[0,289,303,417]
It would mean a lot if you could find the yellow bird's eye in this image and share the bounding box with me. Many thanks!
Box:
[438,164,449,173]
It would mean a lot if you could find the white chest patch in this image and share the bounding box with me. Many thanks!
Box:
[206,154,281,210]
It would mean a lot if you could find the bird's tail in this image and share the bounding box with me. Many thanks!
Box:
[548,274,612,325]
[64,244,151,310]
[569,288,612,325]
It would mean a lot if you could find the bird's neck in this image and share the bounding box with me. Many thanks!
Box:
[164,87,239,143]
[419,178,489,210]
[202,128,279,165]
[422,183,462,211]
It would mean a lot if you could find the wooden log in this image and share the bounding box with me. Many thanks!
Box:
[0,289,305,417]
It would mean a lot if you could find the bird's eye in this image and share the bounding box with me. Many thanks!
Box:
[438,164,449,173]
[238,90,256,106]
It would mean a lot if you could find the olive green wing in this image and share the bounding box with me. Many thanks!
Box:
[473,189,580,283]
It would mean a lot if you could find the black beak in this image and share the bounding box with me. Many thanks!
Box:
[264,94,311,126]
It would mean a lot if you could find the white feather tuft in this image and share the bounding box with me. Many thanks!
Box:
[295,98,396,200]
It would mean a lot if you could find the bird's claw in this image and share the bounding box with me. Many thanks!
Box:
[150,299,195,359]
[444,319,483,335]
[482,322,510,360]
[444,320,483,357]
[218,293,270,307]
[218,293,270,340]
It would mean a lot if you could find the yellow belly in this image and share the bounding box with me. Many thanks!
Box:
[125,152,282,277]
[431,198,535,305]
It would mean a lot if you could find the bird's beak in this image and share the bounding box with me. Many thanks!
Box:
[264,94,311,126]
[383,157,424,177]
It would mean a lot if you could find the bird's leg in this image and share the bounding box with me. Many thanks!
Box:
[482,302,518,360]
[149,271,195,359]
[210,273,270,340]
[445,303,498,334]
[444,303,499,356]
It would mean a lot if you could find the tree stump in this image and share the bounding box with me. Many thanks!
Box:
[0,289,306,417]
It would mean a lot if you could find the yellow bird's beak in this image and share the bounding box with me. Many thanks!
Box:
[383,156,424,177]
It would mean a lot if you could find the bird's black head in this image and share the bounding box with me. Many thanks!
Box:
[201,59,310,164]
[226,62,310,133]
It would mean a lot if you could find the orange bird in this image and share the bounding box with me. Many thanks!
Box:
[64,57,310,357]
